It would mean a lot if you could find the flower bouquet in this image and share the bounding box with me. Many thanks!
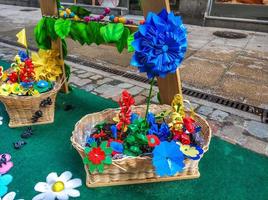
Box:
[71,9,211,187]
[0,49,63,128]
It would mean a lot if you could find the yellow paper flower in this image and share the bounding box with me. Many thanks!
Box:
[11,83,24,95]
[179,143,203,160]
[14,55,22,64]
[31,49,63,82]
[0,83,12,96]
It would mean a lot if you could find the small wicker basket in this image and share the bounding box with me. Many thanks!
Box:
[0,79,62,128]
[71,105,212,187]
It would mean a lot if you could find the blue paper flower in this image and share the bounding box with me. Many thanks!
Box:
[157,123,171,141]
[152,141,184,177]
[131,9,187,79]
[0,174,13,197]
[20,81,34,89]
[86,136,95,146]
[18,50,29,62]
[130,113,140,123]
[146,112,156,126]
[110,141,124,154]
[111,125,117,139]
[148,123,158,135]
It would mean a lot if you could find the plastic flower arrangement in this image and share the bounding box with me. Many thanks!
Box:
[83,90,205,177]
[0,50,62,97]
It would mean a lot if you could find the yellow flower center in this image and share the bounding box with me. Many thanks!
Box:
[52,181,65,192]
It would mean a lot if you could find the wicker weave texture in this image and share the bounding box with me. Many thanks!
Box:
[71,105,212,187]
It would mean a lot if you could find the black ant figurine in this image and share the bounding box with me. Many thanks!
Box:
[31,110,43,123]
[40,97,52,108]
[0,154,7,167]
[13,141,27,149]
[21,127,33,139]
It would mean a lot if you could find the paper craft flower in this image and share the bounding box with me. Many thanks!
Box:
[146,112,156,126]
[0,192,21,200]
[131,9,187,79]
[0,154,13,175]
[110,141,124,154]
[33,171,82,200]
[147,135,160,147]
[152,141,184,177]
[180,144,203,160]
[18,50,29,62]
[83,141,112,173]
[0,174,13,197]
[158,123,171,141]
[0,84,11,96]
[183,117,196,133]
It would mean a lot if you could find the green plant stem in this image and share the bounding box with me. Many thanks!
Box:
[145,77,155,120]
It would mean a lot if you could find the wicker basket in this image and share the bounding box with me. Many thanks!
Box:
[0,79,62,128]
[71,105,212,187]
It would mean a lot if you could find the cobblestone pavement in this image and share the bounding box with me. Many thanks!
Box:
[0,42,267,157]
[0,4,268,109]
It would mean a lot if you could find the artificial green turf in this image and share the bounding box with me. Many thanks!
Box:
[0,61,268,200]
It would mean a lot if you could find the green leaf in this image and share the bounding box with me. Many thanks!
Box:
[83,157,89,164]
[69,22,91,45]
[104,148,113,155]
[100,141,108,149]
[125,135,136,144]
[55,19,72,39]
[89,163,97,173]
[116,27,130,53]
[137,134,148,144]
[104,156,112,165]
[87,22,104,45]
[97,164,105,173]
[46,17,58,40]
[34,18,51,49]
[84,147,91,154]
[100,23,124,43]
[64,63,70,81]
[62,39,68,59]
[127,32,135,52]
[130,146,142,155]
[70,5,91,18]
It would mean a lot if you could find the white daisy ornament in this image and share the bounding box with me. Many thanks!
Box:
[0,192,23,200]
[33,171,82,200]
[0,116,3,126]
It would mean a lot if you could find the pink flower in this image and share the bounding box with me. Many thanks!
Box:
[0,154,13,174]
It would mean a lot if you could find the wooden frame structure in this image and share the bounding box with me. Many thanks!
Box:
[39,0,183,105]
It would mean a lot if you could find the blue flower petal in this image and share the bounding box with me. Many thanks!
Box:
[0,174,13,186]
[0,185,8,197]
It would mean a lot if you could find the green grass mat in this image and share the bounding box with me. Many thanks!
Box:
[0,79,268,199]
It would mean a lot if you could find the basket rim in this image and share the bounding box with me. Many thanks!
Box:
[71,104,212,163]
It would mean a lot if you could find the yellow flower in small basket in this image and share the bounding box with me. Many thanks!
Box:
[11,83,24,95]
[0,83,12,96]
[31,49,63,82]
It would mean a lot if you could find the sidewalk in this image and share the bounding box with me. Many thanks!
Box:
[0,4,268,156]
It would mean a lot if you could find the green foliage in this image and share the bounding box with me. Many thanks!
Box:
[61,39,68,59]
[100,23,124,43]
[46,18,58,40]
[69,22,90,45]
[34,18,51,49]
[55,18,72,39]
[70,5,91,18]
[87,22,105,45]
[116,27,130,53]
[127,32,135,52]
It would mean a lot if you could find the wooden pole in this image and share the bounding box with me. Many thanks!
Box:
[141,0,183,105]
[39,0,69,93]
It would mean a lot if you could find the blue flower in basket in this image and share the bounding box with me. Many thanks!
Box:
[130,9,187,79]
[146,112,156,126]
[130,113,140,123]
[110,125,117,139]
[18,50,29,62]
[152,141,184,177]
[0,174,13,197]
[180,144,204,160]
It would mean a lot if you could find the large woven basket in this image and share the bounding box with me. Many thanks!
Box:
[0,79,62,128]
[71,105,212,187]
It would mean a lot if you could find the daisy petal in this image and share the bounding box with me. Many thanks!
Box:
[32,193,47,200]
[46,172,58,184]
[56,191,69,200]
[59,171,72,182]
[2,192,16,200]
[65,179,82,189]
[34,182,49,193]
[66,189,80,197]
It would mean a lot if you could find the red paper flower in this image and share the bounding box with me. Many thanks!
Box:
[92,130,107,139]
[88,147,106,165]
[180,133,191,145]
[183,117,196,133]
[119,90,135,108]
[0,66,3,78]
[147,135,160,147]
[8,72,18,83]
